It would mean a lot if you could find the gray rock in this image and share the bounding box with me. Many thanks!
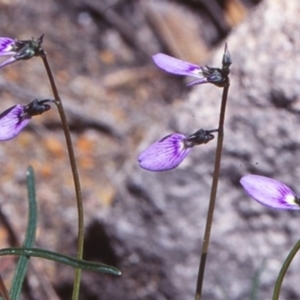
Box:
[99,0,300,299]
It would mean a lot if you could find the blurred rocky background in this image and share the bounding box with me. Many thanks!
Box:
[1,0,300,299]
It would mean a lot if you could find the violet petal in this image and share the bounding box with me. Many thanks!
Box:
[138,133,191,171]
[0,37,16,56]
[0,104,30,141]
[152,53,203,77]
[240,174,300,210]
[186,78,208,86]
[0,57,17,69]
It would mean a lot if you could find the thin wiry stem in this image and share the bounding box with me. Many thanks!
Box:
[273,239,300,300]
[195,81,230,300]
[40,53,84,300]
[0,274,11,300]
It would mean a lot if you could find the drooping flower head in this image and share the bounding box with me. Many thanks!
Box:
[240,174,300,210]
[0,98,53,141]
[152,43,231,87]
[138,128,218,171]
[0,35,44,69]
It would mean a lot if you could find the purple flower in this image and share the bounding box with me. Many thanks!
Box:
[152,54,208,86]
[152,45,231,87]
[240,174,300,210]
[0,38,17,56]
[0,98,52,141]
[0,35,44,69]
[138,129,217,171]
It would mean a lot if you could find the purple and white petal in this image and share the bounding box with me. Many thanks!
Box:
[186,78,208,86]
[0,104,30,141]
[138,133,191,171]
[0,57,17,69]
[152,53,203,77]
[240,174,300,210]
[0,37,16,56]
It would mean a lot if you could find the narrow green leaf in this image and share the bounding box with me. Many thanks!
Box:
[0,247,121,276]
[10,166,37,300]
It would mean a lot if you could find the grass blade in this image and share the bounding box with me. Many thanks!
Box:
[0,247,121,276]
[10,166,37,299]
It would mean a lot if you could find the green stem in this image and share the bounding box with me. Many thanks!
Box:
[40,53,84,300]
[195,82,230,300]
[273,239,300,300]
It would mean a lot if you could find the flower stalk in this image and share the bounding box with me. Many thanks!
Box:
[40,52,84,300]
[273,239,300,299]
[195,44,231,299]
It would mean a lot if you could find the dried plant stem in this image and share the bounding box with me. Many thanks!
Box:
[41,54,84,300]
[195,82,230,300]
[0,274,11,300]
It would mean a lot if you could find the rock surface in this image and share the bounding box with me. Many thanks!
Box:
[115,1,300,299]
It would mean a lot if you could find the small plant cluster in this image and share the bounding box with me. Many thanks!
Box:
[0,34,298,300]
[0,36,120,300]
[138,44,300,299]
[138,45,232,299]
